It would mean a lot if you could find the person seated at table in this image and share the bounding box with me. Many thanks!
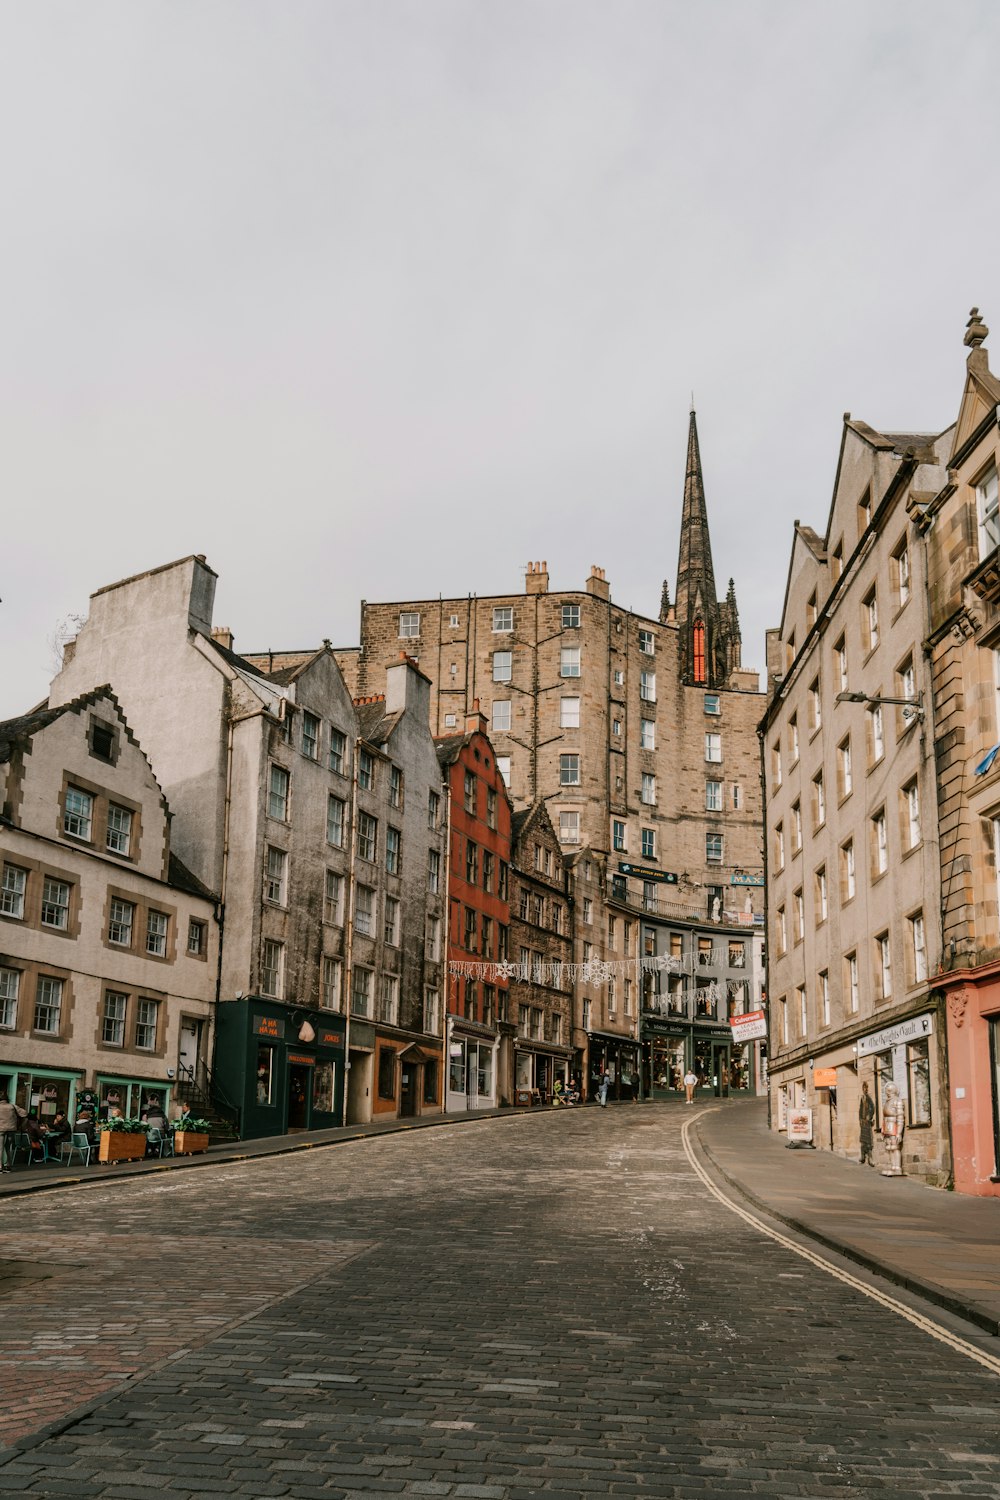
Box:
[45,1111,71,1147]
[144,1099,168,1131]
[73,1109,97,1146]
[23,1115,47,1161]
[173,1102,193,1126]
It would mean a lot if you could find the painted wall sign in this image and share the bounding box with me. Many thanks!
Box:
[286,1053,315,1067]
[253,1015,284,1039]
[319,1031,343,1048]
[617,862,678,884]
[857,1012,933,1057]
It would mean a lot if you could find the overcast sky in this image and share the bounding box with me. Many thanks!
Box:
[2,1,998,718]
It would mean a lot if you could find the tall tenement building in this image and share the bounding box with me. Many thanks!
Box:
[340,412,768,1099]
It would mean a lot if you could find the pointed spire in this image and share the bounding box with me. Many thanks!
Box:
[675,407,718,628]
[659,578,671,624]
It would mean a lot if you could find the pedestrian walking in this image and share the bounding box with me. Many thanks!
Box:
[683,1069,698,1105]
[0,1090,27,1172]
[597,1071,611,1107]
[858,1081,875,1166]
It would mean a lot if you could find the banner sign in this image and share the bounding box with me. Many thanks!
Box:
[730,1009,767,1043]
[857,1012,933,1057]
[618,862,678,884]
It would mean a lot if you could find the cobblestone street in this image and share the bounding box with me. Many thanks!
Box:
[1,1107,999,1499]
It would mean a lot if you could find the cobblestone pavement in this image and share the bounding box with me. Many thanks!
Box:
[1,1107,999,1499]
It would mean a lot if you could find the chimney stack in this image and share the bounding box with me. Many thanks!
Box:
[525,560,549,595]
[465,699,488,735]
[586,565,610,600]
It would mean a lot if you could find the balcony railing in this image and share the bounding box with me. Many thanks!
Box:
[642,994,725,1024]
[606,876,762,928]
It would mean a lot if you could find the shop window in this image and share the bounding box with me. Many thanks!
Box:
[313,1061,335,1114]
[423,1058,438,1103]
[256,1045,274,1105]
[907,1039,931,1125]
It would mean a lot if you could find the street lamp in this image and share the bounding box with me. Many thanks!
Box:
[834,690,924,724]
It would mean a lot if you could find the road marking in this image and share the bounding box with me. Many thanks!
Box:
[681,1112,1000,1379]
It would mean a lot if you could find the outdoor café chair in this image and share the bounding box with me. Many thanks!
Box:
[61,1132,93,1167]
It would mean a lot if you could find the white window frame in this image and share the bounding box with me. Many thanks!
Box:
[493,651,512,682]
[399,611,421,638]
[560,697,581,729]
[492,606,513,633]
[640,670,656,702]
[641,773,656,805]
[640,718,655,750]
[978,465,1000,558]
[559,753,581,786]
[63,786,94,841]
[705,733,722,763]
[560,646,581,677]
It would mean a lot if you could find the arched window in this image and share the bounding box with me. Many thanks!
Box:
[693,619,707,684]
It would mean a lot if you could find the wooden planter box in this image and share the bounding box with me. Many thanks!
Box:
[98,1130,148,1164]
[173,1130,210,1156]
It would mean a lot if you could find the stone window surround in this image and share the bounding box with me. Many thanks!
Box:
[0,956,75,1046]
[0,854,82,941]
[59,770,144,868]
[102,884,177,964]
[93,982,169,1060]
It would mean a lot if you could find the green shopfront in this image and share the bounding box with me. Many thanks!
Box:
[641,1014,757,1100]
[213,997,346,1139]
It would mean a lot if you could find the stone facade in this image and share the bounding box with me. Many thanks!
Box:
[508,802,574,1105]
[436,714,512,1111]
[922,309,1000,1196]
[342,413,767,1093]
[0,688,217,1123]
[49,558,446,1134]
[762,414,952,1184]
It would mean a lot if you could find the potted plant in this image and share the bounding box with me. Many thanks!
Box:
[172,1118,211,1155]
[97,1116,149,1164]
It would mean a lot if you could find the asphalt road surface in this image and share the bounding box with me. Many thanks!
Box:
[1,1107,998,1499]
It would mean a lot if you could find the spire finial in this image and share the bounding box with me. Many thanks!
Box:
[690,390,695,414]
[965,306,989,349]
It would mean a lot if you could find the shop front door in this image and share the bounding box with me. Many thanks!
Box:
[400,1064,419,1118]
[712,1043,731,1098]
[287,1064,310,1130]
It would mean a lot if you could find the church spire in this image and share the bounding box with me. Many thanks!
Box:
[675,407,718,627]
[674,408,734,688]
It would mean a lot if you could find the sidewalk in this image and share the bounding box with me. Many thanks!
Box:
[0,1103,534,1199]
[695,1099,1000,1334]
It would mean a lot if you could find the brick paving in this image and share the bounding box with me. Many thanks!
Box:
[0,1108,998,1498]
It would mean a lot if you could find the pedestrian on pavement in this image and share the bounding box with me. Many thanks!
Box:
[858,1081,876,1166]
[597,1071,611,1107]
[0,1090,27,1172]
[683,1069,698,1104]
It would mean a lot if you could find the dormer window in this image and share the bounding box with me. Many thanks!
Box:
[89,718,118,764]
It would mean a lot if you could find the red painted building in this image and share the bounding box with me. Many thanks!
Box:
[436,710,512,1110]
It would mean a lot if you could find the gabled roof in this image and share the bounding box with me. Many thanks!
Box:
[435,731,476,768]
[511,799,560,858]
[0,685,120,764]
[356,697,404,748]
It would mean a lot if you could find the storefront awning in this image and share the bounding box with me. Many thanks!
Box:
[514,1040,576,1059]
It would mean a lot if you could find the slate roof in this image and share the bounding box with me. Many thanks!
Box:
[356,697,403,747]
[0,685,116,764]
[168,852,219,902]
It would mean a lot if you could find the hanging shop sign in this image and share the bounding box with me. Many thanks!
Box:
[730,873,765,887]
[857,1013,933,1057]
[813,1067,838,1088]
[730,1009,767,1044]
[617,862,678,884]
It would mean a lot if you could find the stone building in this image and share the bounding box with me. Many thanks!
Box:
[762,411,952,1183]
[435,712,512,1111]
[49,556,446,1134]
[345,411,767,1092]
[507,802,574,1104]
[922,309,1000,1196]
[0,687,217,1123]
